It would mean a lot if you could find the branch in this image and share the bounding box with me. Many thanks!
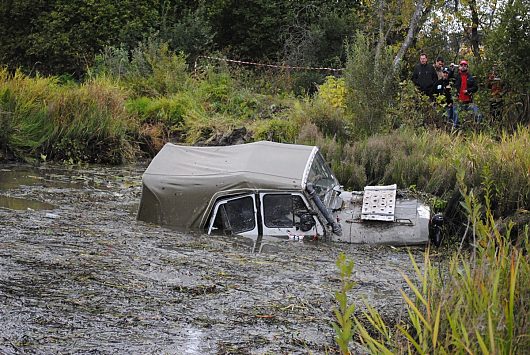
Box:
[384,0,431,89]
[374,0,386,70]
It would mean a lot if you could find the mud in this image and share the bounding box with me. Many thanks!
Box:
[0,163,424,354]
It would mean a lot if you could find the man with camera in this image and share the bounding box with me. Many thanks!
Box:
[433,67,455,125]
[433,56,446,80]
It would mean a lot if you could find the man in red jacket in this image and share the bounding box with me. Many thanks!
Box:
[453,60,481,127]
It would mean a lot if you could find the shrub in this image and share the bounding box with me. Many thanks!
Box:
[126,93,196,127]
[253,118,298,142]
[92,39,190,96]
[289,98,349,142]
[0,69,134,163]
[317,76,346,109]
[387,80,438,129]
[343,32,395,137]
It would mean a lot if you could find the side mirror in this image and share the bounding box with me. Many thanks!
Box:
[297,213,316,232]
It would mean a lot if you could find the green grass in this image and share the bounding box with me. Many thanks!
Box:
[332,252,357,355]
[0,68,134,163]
[351,176,529,354]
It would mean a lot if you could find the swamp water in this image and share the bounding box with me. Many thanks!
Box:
[0,163,423,354]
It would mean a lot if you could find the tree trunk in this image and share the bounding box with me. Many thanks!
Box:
[469,0,482,62]
[374,0,385,71]
[383,0,430,89]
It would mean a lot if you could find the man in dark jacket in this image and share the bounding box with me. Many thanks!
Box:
[433,67,454,125]
[453,60,481,127]
[412,53,438,97]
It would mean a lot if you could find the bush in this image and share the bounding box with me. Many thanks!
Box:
[92,38,190,96]
[343,32,395,137]
[0,69,134,163]
[253,118,298,142]
[318,76,347,109]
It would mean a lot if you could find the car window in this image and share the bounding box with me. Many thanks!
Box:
[307,152,338,199]
[263,194,308,228]
[212,196,255,234]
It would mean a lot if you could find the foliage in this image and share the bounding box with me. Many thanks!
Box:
[92,38,190,96]
[482,0,530,125]
[289,97,349,142]
[0,0,160,76]
[332,252,356,355]
[354,178,529,354]
[282,3,358,68]
[252,118,298,143]
[0,68,134,163]
[317,76,347,109]
[203,0,289,60]
[484,0,530,94]
[344,32,396,137]
[387,80,440,129]
[160,6,214,61]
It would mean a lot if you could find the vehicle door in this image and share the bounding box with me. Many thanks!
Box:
[259,192,323,237]
[207,194,258,236]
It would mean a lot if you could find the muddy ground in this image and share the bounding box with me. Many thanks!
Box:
[0,163,425,354]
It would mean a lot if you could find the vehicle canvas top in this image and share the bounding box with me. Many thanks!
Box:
[137,141,317,229]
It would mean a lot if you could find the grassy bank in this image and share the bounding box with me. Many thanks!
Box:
[0,68,134,164]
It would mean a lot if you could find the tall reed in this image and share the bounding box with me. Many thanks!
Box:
[0,68,134,163]
[353,175,529,354]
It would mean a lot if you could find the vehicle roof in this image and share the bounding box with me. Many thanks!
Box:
[144,141,316,184]
[137,141,318,229]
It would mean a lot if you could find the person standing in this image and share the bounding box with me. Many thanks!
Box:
[453,60,481,127]
[433,67,455,125]
[412,53,438,97]
[433,56,445,80]
[487,67,504,120]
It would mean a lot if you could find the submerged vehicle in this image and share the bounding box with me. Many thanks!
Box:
[137,141,433,245]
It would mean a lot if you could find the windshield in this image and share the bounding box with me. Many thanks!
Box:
[307,152,339,200]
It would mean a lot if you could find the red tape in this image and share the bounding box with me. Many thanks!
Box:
[196,55,345,72]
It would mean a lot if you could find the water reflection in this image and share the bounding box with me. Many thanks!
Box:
[0,168,43,190]
[0,164,144,192]
[0,195,55,210]
[182,326,206,354]
[228,234,305,254]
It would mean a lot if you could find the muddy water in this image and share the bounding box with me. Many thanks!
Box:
[0,163,424,354]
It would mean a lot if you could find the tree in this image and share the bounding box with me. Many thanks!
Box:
[0,0,160,76]
[484,0,530,122]
[203,0,290,60]
[29,0,159,75]
[0,0,54,72]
